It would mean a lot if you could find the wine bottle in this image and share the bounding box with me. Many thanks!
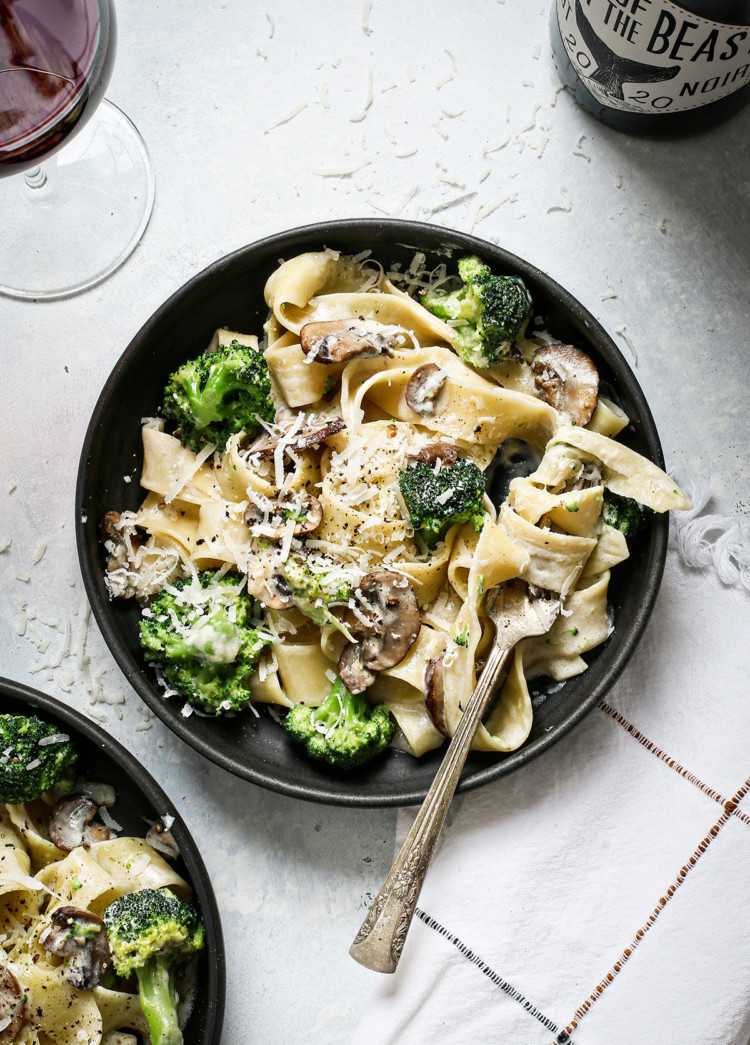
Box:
[551,0,750,134]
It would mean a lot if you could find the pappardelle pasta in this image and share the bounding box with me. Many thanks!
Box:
[100,248,690,767]
[0,714,203,1045]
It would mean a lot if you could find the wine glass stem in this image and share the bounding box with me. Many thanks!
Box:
[25,166,48,190]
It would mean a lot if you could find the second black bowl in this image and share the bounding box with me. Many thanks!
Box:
[0,677,225,1043]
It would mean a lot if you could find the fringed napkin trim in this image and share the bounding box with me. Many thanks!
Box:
[670,481,750,592]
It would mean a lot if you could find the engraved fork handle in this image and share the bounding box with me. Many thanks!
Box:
[349,641,513,973]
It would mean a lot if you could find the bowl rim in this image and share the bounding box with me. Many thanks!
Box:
[0,675,226,1042]
[76,217,667,806]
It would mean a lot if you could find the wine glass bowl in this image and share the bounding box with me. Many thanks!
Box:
[0,0,154,299]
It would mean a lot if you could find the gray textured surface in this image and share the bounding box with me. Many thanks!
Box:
[1,1,748,1043]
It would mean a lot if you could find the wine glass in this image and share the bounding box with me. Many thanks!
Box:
[0,0,154,300]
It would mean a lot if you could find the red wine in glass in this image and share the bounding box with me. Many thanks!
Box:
[0,0,115,176]
[0,0,153,299]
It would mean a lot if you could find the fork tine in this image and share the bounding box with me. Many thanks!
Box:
[528,584,563,630]
[486,580,562,642]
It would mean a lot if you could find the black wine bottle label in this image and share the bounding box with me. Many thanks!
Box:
[556,0,750,115]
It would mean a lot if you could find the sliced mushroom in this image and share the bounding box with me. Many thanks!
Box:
[530,344,599,426]
[246,415,346,460]
[48,794,116,852]
[283,494,323,536]
[337,571,421,689]
[338,642,378,694]
[300,319,404,364]
[100,510,124,541]
[254,576,295,610]
[357,570,421,672]
[244,492,323,539]
[245,562,295,610]
[405,364,448,418]
[424,654,449,737]
[40,907,111,991]
[407,442,460,467]
[0,965,27,1043]
[99,511,143,599]
[243,502,270,530]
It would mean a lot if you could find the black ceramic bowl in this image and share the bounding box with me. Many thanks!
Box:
[76,218,667,807]
[0,677,225,1043]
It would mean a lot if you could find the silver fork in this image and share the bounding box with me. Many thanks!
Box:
[349,579,561,974]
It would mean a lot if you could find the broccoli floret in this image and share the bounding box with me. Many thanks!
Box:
[161,339,275,453]
[104,888,204,1045]
[139,571,271,715]
[398,456,486,549]
[0,715,77,804]
[421,255,533,369]
[453,625,470,648]
[602,489,652,538]
[284,675,395,770]
[282,556,356,641]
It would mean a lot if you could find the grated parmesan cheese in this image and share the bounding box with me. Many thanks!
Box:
[428,191,477,217]
[312,159,371,178]
[482,134,511,154]
[350,69,374,123]
[164,442,216,504]
[547,186,572,214]
[518,103,541,133]
[265,103,308,133]
[443,647,459,668]
[573,134,592,163]
[616,326,639,366]
[38,732,69,746]
[279,518,296,564]
[474,191,518,225]
[99,805,122,832]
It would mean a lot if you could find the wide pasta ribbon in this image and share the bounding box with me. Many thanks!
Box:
[551,424,693,511]
[340,345,558,453]
[264,251,455,344]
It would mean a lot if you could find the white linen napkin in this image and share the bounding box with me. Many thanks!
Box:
[352,493,750,1045]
